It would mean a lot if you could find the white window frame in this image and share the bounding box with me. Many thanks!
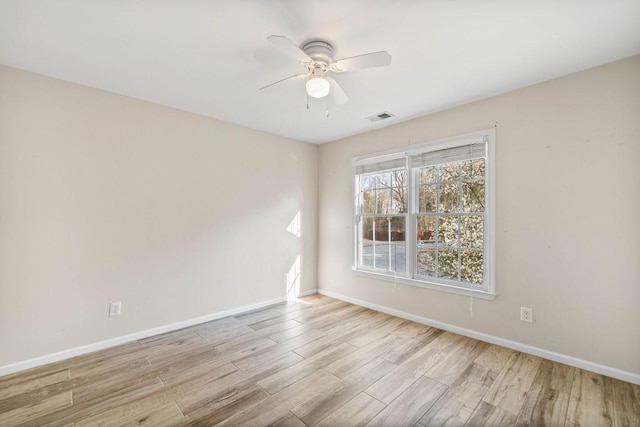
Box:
[352,129,496,300]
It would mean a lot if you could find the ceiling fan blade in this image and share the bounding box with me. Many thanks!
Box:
[267,35,311,64]
[330,51,392,72]
[326,77,349,105]
[259,73,308,91]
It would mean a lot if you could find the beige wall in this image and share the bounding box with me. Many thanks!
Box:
[2,55,638,375]
[0,66,318,367]
[318,55,640,374]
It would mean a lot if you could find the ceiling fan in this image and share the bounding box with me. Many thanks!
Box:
[260,35,392,105]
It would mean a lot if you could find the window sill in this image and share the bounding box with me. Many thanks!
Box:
[352,268,496,301]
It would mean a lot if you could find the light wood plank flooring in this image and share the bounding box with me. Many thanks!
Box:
[1,294,638,426]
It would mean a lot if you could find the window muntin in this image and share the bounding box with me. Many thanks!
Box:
[353,130,494,295]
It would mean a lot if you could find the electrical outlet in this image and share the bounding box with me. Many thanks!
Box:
[520,306,533,323]
[109,302,122,317]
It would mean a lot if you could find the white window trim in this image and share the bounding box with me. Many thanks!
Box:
[352,129,496,300]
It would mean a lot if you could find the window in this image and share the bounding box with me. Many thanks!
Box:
[357,166,407,274]
[353,130,495,298]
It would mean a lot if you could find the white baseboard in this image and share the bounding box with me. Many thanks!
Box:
[318,289,640,385]
[298,288,318,297]
[0,295,289,378]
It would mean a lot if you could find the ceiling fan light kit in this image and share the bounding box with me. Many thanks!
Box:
[261,35,392,107]
[306,76,331,98]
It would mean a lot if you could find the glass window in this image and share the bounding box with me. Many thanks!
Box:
[356,169,406,275]
[354,130,494,295]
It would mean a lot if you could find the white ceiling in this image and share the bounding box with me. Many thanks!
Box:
[1,1,639,144]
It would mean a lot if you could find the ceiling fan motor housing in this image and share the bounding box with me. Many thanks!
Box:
[302,40,335,66]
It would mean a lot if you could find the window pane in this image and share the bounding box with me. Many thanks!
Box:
[461,216,484,249]
[437,216,459,247]
[417,216,436,244]
[417,248,436,276]
[376,172,391,188]
[390,244,406,274]
[391,183,407,213]
[360,240,374,268]
[390,216,405,273]
[359,216,374,269]
[373,244,382,269]
[361,175,373,191]
[461,250,483,284]
[462,158,485,180]
[390,217,406,242]
[369,216,405,272]
[362,217,374,241]
[439,182,460,213]
[437,248,459,279]
[462,181,485,212]
[439,163,460,181]
[375,217,390,241]
[376,189,392,214]
[420,166,437,184]
[389,170,407,214]
[362,190,376,214]
[391,170,407,188]
[419,184,437,212]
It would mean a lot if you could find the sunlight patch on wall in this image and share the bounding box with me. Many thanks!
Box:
[286,255,301,300]
[287,211,301,237]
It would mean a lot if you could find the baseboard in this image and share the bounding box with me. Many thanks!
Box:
[298,288,318,297]
[0,295,289,378]
[318,289,640,385]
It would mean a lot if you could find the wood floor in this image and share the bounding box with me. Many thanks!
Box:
[1,295,638,426]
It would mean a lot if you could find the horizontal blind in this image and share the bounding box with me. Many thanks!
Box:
[354,157,406,175]
[409,142,485,168]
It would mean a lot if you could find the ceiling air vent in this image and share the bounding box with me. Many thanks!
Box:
[366,111,395,122]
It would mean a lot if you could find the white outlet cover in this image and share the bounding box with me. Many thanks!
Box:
[520,307,533,323]
[109,302,122,317]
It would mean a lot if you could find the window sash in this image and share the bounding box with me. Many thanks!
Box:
[413,213,486,286]
[356,213,407,274]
